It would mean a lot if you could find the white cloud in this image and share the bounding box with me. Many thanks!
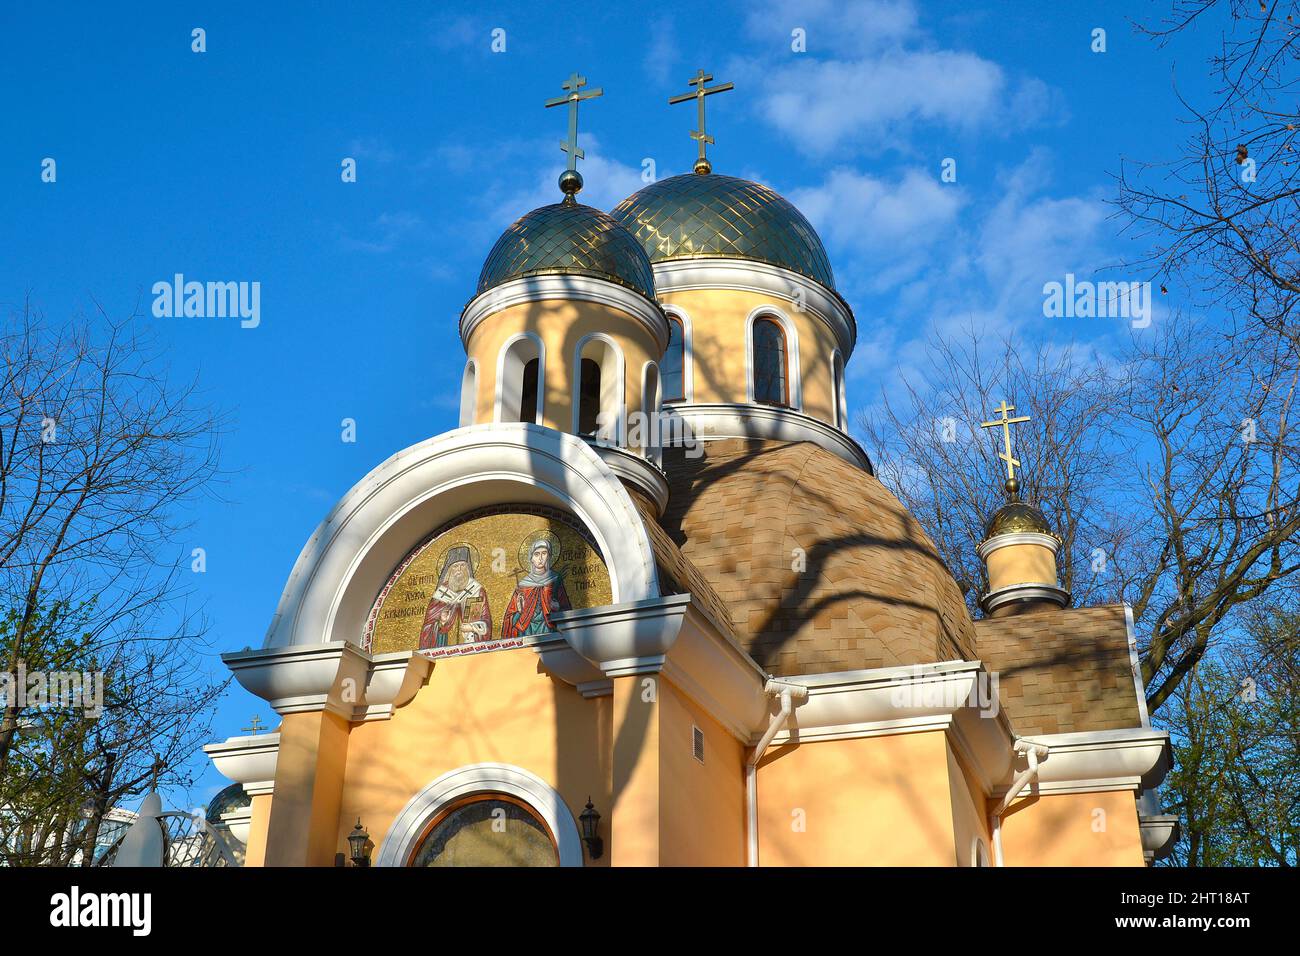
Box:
[791,167,966,293]
[746,0,920,55]
[738,0,1059,156]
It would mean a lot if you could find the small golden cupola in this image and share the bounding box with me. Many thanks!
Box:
[976,401,1069,617]
[458,73,670,478]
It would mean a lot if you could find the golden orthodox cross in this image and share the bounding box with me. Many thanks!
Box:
[242,714,264,736]
[669,69,733,174]
[545,73,603,172]
[980,400,1031,485]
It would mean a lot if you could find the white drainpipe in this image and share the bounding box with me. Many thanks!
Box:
[746,679,808,867]
[991,738,1050,867]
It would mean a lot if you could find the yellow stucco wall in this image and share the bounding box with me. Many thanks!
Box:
[998,790,1146,867]
[986,541,1058,591]
[242,793,272,867]
[660,287,843,426]
[338,647,611,867]
[464,299,661,451]
[264,710,351,866]
[946,743,993,866]
[658,676,746,866]
[755,730,958,866]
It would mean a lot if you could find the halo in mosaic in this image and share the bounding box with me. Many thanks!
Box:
[611,173,835,290]
[476,202,657,299]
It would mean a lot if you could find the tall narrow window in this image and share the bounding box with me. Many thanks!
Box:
[519,358,539,424]
[578,358,602,436]
[832,351,846,428]
[662,316,685,402]
[497,335,542,424]
[753,317,788,406]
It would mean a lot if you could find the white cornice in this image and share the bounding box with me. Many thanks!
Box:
[664,402,874,473]
[203,732,280,798]
[998,726,1172,797]
[460,274,669,352]
[651,257,856,357]
[588,442,669,515]
[980,583,1070,614]
[220,641,432,721]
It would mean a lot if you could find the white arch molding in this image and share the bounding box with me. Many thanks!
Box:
[261,423,661,649]
[744,305,802,410]
[375,763,585,867]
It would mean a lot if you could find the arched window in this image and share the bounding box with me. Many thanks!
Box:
[641,362,661,463]
[520,358,539,425]
[832,350,846,428]
[662,316,685,402]
[574,335,624,444]
[578,358,602,436]
[972,837,990,868]
[409,794,559,867]
[459,360,478,427]
[752,316,789,406]
[496,335,543,424]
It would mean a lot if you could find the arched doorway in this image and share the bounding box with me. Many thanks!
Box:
[409,794,559,867]
[375,762,585,867]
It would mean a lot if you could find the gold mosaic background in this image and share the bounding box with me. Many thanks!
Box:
[366,508,611,654]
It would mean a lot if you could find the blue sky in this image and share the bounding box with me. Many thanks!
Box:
[0,1,1222,809]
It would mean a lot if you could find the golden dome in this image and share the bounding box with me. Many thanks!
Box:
[476,202,656,299]
[610,173,836,290]
[985,501,1054,538]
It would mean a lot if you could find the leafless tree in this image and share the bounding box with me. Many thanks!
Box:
[1119,1,1300,347]
[861,313,1300,714]
[0,298,227,863]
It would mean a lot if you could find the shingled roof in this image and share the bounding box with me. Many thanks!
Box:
[975,605,1146,735]
[658,438,978,677]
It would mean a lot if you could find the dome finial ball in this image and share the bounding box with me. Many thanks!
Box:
[559,169,584,203]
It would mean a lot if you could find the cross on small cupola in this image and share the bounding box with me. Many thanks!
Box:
[545,72,603,203]
[242,714,265,736]
[669,69,733,175]
[980,400,1031,499]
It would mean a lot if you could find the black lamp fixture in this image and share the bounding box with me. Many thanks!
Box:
[347,818,371,867]
[578,797,603,859]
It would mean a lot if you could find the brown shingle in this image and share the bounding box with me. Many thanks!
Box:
[975,605,1143,735]
[657,439,978,676]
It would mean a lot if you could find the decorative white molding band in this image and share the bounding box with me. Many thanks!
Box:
[663,402,873,473]
[374,762,585,867]
[460,273,669,352]
[651,257,856,358]
[976,532,1062,560]
[980,583,1070,614]
[588,442,670,514]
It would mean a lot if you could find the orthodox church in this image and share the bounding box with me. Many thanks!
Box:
[203,72,1176,867]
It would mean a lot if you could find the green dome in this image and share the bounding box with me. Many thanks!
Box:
[206,783,251,823]
[611,173,835,290]
[477,201,656,299]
